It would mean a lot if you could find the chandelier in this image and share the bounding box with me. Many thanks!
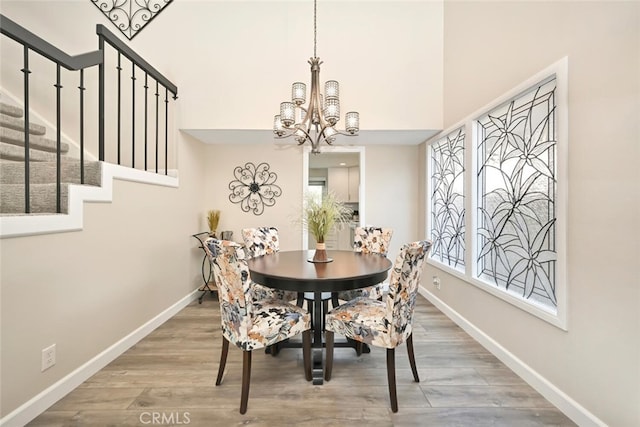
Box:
[273,0,359,154]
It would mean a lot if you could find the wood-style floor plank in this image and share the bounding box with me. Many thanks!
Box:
[28,294,576,426]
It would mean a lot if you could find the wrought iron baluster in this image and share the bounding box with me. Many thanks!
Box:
[79,69,85,184]
[21,46,31,213]
[131,63,136,168]
[164,87,168,175]
[117,52,121,164]
[55,64,62,213]
[144,72,148,171]
[155,80,159,173]
[98,34,105,161]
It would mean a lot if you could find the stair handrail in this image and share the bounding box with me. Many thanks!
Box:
[96,24,177,97]
[0,14,177,101]
[0,13,178,214]
[0,15,103,70]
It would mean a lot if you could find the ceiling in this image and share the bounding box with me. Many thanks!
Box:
[308,152,360,168]
[181,129,440,147]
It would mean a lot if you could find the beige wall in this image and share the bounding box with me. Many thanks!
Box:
[429,2,640,426]
[0,131,208,416]
[201,143,421,263]
[0,1,428,419]
[3,0,638,425]
[0,0,443,133]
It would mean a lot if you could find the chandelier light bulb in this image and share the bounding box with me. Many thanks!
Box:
[324,98,340,125]
[292,82,306,105]
[345,112,359,134]
[324,126,337,142]
[325,80,339,100]
[280,102,295,127]
[273,115,284,136]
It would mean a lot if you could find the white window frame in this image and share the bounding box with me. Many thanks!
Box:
[426,57,568,330]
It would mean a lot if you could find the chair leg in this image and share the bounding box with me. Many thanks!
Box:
[406,333,420,382]
[331,292,339,309]
[297,292,304,308]
[355,341,363,357]
[240,350,252,414]
[324,331,334,381]
[269,342,280,357]
[386,348,398,413]
[215,336,229,386]
[303,330,312,381]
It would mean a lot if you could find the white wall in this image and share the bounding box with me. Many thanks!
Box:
[0,131,208,417]
[0,0,443,133]
[200,143,420,263]
[429,2,640,426]
[202,143,305,250]
[365,145,422,260]
[0,2,208,418]
[0,2,432,419]
[9,1,637,425]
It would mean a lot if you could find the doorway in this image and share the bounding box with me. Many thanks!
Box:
[301,145,365,249]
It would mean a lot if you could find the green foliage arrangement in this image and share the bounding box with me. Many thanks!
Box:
[207,210,221,236]
[303,191,352,244]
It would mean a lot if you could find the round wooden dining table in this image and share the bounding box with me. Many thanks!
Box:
[247,250,392,385]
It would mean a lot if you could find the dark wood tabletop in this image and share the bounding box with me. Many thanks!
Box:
[247,249,392,385]
[247,250,392,293]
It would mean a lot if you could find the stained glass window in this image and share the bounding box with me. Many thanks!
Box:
[475,77,557,310]
[430,128,465,270]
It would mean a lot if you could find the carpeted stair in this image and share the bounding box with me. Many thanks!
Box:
[0,101,102,214]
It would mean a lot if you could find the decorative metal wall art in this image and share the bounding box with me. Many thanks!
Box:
[228,162,282,216]
[92,0,173,40]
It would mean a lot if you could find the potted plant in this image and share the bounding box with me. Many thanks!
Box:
[207,210,220,238]
[302,191,352,262]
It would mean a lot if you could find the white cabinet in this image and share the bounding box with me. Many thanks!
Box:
[324,229,339,250]
[348,166,359,203]
[328,167,359,202]
[337,226,353,250]
[328,167,349,201]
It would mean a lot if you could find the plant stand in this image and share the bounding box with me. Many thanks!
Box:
[192,232,218,303]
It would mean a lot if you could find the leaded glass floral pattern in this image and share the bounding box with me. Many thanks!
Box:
[476,77,557,310]
[430,128,465,270]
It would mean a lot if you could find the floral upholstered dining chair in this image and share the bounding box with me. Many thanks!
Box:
[334,226,393,304]
[324,240,432,412]
[241,227,299,304]
[203,238,312,414]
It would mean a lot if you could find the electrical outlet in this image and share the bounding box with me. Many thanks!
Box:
[432,275,441,290]
[41,344,56,372]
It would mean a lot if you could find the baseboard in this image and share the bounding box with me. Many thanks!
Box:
[418,287,607,427]
[0,162,179,238]
[0,289,200,427]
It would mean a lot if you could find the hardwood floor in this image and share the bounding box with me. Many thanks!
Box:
[29,294,576,426]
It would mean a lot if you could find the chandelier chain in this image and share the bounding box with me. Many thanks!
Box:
[313,0,317,58]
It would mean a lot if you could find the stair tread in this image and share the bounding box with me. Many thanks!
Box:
[0,143,61,162]
[0,102,23,118]
[0,160,101,185]
[0,113,47,135]
[0,127,69,153]
[0,183,70,214]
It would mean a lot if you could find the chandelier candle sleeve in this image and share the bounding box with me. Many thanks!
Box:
[293,82,306,104]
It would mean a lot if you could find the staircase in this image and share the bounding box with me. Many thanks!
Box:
[0,101,102,214]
